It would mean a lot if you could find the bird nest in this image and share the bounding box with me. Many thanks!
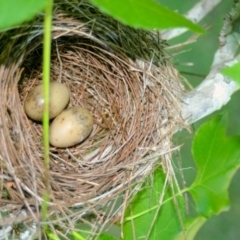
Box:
[0,1,185,238]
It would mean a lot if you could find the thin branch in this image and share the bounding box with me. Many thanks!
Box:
[162,0,221,40]
[182,0,240,124]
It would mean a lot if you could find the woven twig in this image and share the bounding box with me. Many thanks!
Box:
[0,1,185,238]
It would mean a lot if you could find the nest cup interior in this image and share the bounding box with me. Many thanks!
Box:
[19,37,173,204]
[0,2,185,233]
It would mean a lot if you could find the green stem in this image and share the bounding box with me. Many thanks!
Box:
[42,0,53,225]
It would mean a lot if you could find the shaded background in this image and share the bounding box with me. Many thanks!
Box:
[158,0,240,239]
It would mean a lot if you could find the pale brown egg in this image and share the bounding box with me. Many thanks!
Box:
[50,106,93,148]
[24,81,70,121]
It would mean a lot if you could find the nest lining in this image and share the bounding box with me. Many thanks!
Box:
[0,0,185,238]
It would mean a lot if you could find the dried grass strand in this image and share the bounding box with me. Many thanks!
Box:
[0,1,186,238]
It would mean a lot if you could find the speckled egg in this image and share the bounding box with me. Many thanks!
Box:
[50,106,93,148]
[24,81,70,121]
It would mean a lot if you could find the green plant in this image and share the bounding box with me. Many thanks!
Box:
[0,1,240,239]
[123,113,240,240]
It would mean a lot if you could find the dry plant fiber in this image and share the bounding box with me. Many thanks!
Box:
[0,0,185,239]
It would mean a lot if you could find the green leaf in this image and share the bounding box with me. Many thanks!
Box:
[98,233,117,240]
[89,0,204,33]
[123,168,185,240]
[175,216,206,240]
[70,230,116,240]
[190,113,240,218]
[221,61,240,86]
[0,0,49,30]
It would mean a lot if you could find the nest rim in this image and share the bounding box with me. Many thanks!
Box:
[0,1,185,237]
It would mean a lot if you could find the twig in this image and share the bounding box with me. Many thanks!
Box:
[182,0,240,124]
[162,0,221,40]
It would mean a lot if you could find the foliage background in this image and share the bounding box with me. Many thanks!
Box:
[158,0,240,239]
